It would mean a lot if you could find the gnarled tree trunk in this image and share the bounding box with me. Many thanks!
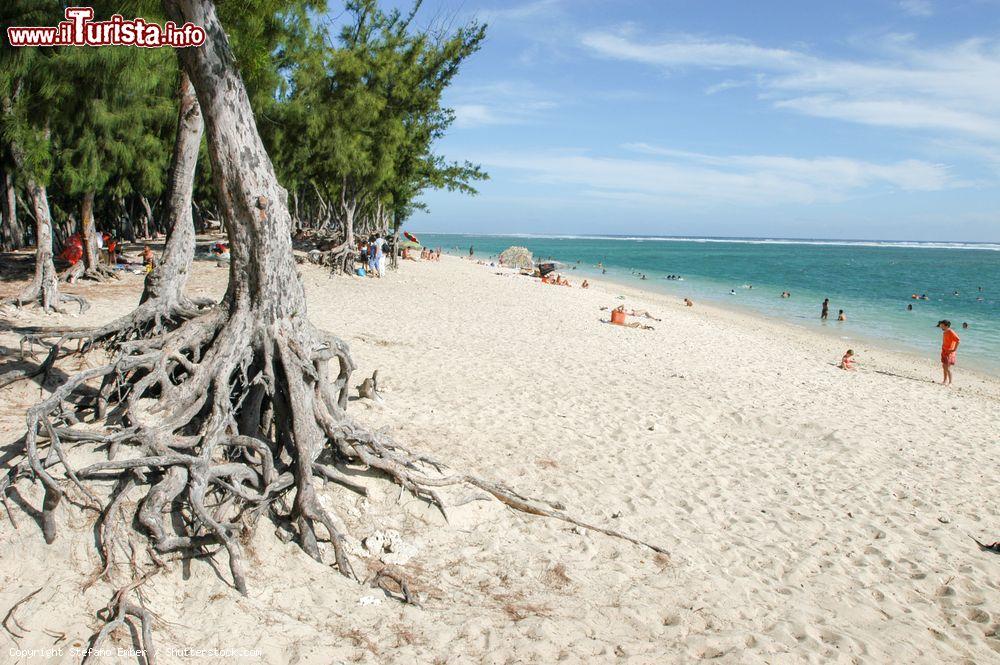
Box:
[81,190,99,268]
[1,165,25,251]
[140,70,203,308]
[138,194,153,240]
[62,189,117,282]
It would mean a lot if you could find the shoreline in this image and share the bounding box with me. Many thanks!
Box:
[590,269,1000,384]
[460,249,1000,385]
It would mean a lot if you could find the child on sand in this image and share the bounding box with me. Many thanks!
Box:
[839,349,855,370]
[141,245,155,273]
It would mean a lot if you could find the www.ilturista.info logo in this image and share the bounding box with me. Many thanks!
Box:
[6,7,206,48]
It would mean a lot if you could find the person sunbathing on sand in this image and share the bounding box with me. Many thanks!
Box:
[839,349,855,370]
[599,306,660,321]
[605,305,654,329]
[581,280,589,289]
[684,298,693,307]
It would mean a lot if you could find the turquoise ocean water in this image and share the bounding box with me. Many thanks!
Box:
[418,233,1000,375]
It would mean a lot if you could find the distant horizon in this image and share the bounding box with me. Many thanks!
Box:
[409,229,1000,247]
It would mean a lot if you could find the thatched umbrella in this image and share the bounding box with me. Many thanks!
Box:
[500,246,533,270]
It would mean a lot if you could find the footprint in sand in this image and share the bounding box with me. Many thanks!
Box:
[966,608,990,624]
[934,584,955,597]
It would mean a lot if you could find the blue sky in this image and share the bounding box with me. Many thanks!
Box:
[391,0,1000,241]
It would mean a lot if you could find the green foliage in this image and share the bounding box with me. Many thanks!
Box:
[1,0,485,239]
[273,0,488,226]
[52,37,175,200]
[2,1,175,209]
[0,0,66,183]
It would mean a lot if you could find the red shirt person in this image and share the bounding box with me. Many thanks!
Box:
[937,320,960,385]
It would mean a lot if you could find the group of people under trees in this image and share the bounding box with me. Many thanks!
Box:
[357,235,387,277]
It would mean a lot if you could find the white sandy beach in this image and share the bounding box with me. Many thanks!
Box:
[1,248,998,664]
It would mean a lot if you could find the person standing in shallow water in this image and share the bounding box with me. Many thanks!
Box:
[937,320,960,386]
[469,245,474,257]
[821,298,829,321]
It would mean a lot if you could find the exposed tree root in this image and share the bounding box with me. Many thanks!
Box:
[2,587,42,640]
[1,279,89,316]
[1,292,214,391]
[357,370,382,402]
[61,261,120,285]
[7,305,665,613]
[0,340,61,391]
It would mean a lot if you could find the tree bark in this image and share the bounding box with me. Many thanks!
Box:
[140,70,203,306]
[22,180,61,310]
[6,171,84,312]
[159,0,351,591]
[138,194,153,240]
[169,3,304,318]
[1,165,24,250]
[389,219,400,270]
[80,190,100,269]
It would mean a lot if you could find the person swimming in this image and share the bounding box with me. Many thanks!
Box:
[837,310,847,321]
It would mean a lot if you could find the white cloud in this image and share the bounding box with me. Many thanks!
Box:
[773,97,1000,139]
[448,81,558,128]
[580,30,1000,145]
[899,0,934,16]
[477,0,562,23]
[704,79,752,95]
[453,105,506,128]
[580,32,804,70]
[478,146,952,208]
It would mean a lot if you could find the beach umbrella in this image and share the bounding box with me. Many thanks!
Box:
[400,240,421,249]
[500,246,534,270]
[403,231,420,244]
